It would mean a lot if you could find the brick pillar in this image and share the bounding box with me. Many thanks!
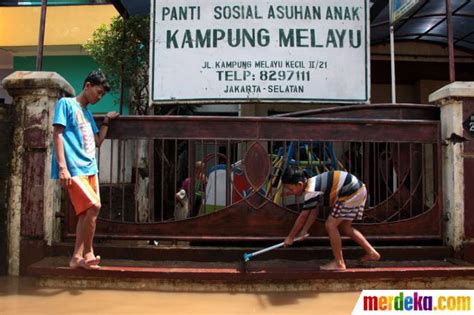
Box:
[430,82,474,261]
[2,71,74,275]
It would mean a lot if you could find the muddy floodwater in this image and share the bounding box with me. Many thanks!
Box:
[0,276,360,315]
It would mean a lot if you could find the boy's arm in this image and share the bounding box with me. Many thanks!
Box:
[299,207,318,236]
[284,208,317,247]
[52,125,71,187]
[94,111,120,147]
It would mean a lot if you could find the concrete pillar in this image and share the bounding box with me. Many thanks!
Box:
[2,71,74,275]
[429,82,474,261]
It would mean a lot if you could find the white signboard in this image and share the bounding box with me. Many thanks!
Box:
[150,0,370,104]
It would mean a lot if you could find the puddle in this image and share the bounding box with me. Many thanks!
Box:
[0,276,359,314]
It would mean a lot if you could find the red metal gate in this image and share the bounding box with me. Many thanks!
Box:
[63,104,442,241]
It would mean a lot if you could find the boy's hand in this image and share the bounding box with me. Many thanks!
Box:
[284,236,294,247]
[298,232,310,240]
[59,167,72,188]
[105,111,120,120]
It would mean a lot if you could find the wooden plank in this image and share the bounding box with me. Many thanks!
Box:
[98,116,439,143]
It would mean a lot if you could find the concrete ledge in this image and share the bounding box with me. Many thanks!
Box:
[2,71,74,96]
[37,276,474,292]
[28,256,474,292]
[429,81,474,103]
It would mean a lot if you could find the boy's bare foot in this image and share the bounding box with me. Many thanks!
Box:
[84,252,101,265]
[69,257,83,269]
[78,259,101,270]
[360,251,381,262]
[320,260,346,271]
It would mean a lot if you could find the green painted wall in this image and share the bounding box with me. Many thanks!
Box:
[13,55,125,114]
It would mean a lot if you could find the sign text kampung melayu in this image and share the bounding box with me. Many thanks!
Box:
[150,0,370,104]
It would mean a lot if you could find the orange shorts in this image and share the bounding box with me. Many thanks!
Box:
[67,174,101,216]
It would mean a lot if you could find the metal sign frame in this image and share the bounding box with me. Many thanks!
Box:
[149,0,371,105]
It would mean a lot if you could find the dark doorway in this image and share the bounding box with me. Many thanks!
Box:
[0,103,12,275]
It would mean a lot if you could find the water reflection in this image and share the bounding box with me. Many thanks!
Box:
[0,276,359,315]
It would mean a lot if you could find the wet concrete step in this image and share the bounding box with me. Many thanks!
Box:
[27,256,474,292]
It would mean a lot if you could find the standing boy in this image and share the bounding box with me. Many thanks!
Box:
[52,70,119,269]
[282,166,380,271]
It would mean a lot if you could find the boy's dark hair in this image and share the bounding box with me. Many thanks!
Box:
[83,70,111,92]
[281,166,309,184]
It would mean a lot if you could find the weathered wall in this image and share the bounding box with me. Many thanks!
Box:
[2,71,74,275]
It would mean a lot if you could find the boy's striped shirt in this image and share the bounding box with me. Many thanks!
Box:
[305,171,363,208]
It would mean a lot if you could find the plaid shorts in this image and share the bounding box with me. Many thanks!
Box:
[330,185,367,221]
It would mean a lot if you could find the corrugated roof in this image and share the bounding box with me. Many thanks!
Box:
[371,0,474,53]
